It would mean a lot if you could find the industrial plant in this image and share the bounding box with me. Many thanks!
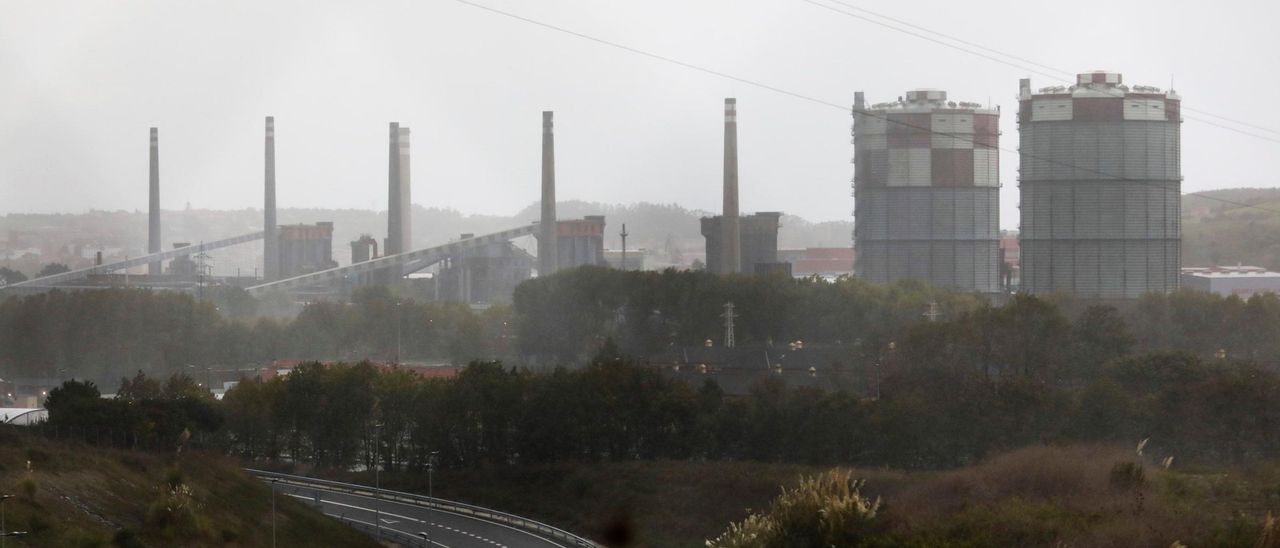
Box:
[3,72,1190,302]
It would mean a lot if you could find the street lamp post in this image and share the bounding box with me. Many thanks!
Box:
[0,494,12,548]
[395,302,402,364]
[427,451,439,547]
[268,478,280,548]
[374,423,384,541]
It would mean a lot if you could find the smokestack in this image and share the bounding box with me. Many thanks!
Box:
[397,126,412,253]
[539,111,558,276]
[387,123,402,256]
[722,98,741,275]
[148,127,161,275]
[264,116,278,281]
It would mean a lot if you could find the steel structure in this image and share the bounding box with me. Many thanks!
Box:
[2,231,264,290]
[246,225,537,295]
[852,89,1001,293]
[1018,72,1182,298]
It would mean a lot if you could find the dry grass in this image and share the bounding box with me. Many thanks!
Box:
[0,426,377,547]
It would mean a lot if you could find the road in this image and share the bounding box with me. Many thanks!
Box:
[272,479,574,548]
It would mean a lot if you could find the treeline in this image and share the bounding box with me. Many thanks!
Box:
[40,372,222,450]
[0,286,510,381]
[514,266,1280,364]
[513,267,985,362]
[210,348,1280,471]
[9,267,1280,390]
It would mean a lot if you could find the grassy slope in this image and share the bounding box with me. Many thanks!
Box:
[0,427,376,548]
[335,445,1280,547]
[1183,188,1280,269]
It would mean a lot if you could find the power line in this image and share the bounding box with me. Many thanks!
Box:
[808,0,1280,136]
[451,0,1280,217]
[798,0,1280,142]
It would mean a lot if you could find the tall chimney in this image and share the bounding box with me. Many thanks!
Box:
[148,127,161,275]
[722,98,741,275]
[387,122,402,256]
[397,126,412,253]
[264,116,278,281]
[539,111,558,276]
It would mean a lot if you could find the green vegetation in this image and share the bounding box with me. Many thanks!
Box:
[1183,187,1280,270]
[0,426,375,547]
[321,446,1280,547]
[0,285,510,380]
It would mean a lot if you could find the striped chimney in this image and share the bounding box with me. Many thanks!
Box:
[264,116,278,281]
[722,98,741,275]
[539,111,558,276]
[148,127,161,275]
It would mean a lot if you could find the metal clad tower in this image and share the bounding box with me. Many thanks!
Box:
[852,90,1001,292]
[264,116,278,281]
[148,127,161,275]
[539,111,558,276]
[722,98,741,275]
[1018,72,1181,298]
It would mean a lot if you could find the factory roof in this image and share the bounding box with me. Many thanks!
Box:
[1182,266,1280,278]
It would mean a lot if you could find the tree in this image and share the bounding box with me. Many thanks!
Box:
[0,267,27,285]
[36,263,70,278]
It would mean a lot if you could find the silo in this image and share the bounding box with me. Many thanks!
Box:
[1018,72,1181,299]
[852,89,1001,293]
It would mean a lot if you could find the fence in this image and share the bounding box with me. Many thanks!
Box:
[248,469,601,548]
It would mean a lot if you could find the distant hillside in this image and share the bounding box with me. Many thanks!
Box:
[0,426,375,547]
[1182,187,1280,269]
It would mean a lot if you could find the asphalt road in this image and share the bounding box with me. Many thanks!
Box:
[273,480,571,548]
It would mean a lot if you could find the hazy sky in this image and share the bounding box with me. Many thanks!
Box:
[3,0,1278,228]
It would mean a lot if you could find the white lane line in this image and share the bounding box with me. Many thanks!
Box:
[320,511,455,548]
[290,483,576,548]
[293,492,518,548]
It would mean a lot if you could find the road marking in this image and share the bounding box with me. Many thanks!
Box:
[295,493,512,548]
[278,482,572,548]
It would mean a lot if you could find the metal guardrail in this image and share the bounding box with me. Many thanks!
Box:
[248,469,601,548]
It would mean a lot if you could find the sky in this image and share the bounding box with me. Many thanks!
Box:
[2,0,1279,229]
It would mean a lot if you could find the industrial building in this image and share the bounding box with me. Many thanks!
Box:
[536,216,606,271]
[436,237,534,303]
[851,89,1001,293]
[1181,266,1280,299]
[1018,72,1182,298]
[277,222,337,279]
[700,99,784,275]
[701,212,782,274]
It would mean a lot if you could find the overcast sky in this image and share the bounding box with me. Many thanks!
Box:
[3,0,1278,228]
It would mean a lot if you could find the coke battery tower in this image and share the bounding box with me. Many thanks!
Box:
[852,89,1001,292]
[1018,72,1181,298]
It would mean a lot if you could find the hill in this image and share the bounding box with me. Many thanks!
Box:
[349,445,1277,547]
[0,426,375,547]
[1182,187,1280,269]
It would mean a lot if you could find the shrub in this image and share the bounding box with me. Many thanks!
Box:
[17,475,38,500]
[1109,461,1145,492]
[707,469,881,547]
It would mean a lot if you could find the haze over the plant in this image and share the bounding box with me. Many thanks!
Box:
[2,0,1278,227]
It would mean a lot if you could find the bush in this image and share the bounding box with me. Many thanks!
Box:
[17,475,38,500]
[1109,461,1145,492]
[707,469,882,547]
